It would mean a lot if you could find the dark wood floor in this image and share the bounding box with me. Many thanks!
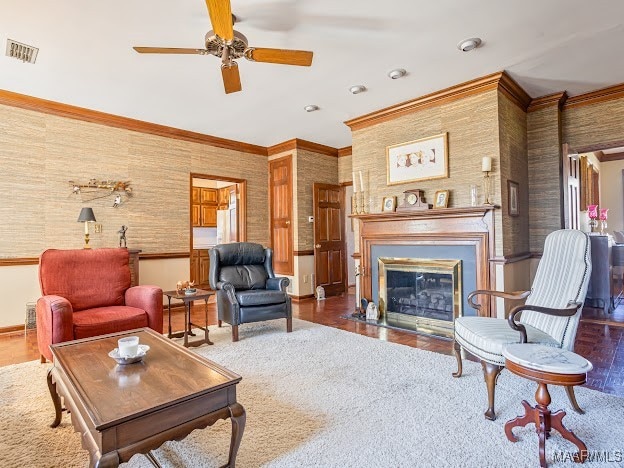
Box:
[2,293,623,397]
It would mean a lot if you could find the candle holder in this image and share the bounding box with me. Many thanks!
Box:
[360,191,368,214]
[482,172,493,205]
[600,219,607,235]
[588,218,598,233]
[351,193,359,215]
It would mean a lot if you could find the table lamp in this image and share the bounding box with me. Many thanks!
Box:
[77,207,96,249]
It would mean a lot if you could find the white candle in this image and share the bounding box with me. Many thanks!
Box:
[359,171,364,192]
[84,222,89,235]
[482,156,492,172]
[352,172,358,193]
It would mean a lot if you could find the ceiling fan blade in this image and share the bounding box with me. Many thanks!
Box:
[205,0,234,42]
[245,48,313,66]
[133,47,204,54]
[221,63,242,94]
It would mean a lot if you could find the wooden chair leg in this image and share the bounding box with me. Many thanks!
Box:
[40,355,47,364]
[218,320,222,327]
[286,317,292,333]
[232,325,239,342]
[565,385,585,414]
[481,361,503,421]
[452,340,462,378]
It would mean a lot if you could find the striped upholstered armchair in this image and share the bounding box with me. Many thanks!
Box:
[453,229,591,420]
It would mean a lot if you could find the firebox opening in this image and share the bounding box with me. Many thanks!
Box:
[378,258,462,339]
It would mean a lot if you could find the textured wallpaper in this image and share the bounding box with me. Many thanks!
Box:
[0,104,269,257]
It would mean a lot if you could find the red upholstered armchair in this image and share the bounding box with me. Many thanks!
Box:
[36,248,163,362]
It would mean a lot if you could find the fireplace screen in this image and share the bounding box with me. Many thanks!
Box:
[378,257,462,338]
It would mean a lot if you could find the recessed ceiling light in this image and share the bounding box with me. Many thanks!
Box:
[457,37,482,52]
[304,104,319,112]
[349,85,367,94]
[387,69,407,80]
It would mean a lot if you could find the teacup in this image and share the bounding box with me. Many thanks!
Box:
[118,336,140,358]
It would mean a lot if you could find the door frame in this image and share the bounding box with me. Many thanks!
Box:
[189,173,247,277]
[312,182,348,295]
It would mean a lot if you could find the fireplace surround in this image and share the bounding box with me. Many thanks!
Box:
[353,206,497,323]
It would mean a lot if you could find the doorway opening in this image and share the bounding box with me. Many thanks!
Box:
[189,173,247,289]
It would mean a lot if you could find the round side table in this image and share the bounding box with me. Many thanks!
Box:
[502,343,593,468]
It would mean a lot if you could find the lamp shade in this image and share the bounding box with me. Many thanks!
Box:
[77,207,96,223]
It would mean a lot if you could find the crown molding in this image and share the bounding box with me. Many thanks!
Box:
[497,72,532,111]
[344,71,531,131]
[338,146,352,157]
[0,89,268,156]
[527,92,568,113]
[267,138,339,157]
[564,83,624,109]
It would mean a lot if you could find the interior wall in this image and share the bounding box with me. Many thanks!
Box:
[0,103,269,257]
[600,160,624,232]
[351,89,502,253]
[563,96,624,151]
[338,155,353,183]
[527,103,563,253]
[498,92,529,256]
[0,103,269,327]
[295,150,339,250]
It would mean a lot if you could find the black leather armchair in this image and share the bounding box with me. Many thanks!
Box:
[209,242,292,341]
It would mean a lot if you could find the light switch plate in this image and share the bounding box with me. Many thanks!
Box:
[94,223,103,233]
[308,216,314,223]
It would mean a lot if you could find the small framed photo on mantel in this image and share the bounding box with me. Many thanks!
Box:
[433,190,449,209]
[382,196,397,212]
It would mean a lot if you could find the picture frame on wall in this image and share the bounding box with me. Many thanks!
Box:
[433,190,449,209]
[508,180,519,217]
[382,196,397,212]
[386,133,449,185]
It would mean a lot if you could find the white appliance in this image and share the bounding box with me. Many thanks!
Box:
[216,209,230,244]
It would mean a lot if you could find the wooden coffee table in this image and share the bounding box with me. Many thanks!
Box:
[47,328,245,467]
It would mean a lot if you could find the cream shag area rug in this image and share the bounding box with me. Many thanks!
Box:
[1,319,623,468]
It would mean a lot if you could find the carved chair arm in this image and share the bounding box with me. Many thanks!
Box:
[507,301,581,343]
[467,289,531,311]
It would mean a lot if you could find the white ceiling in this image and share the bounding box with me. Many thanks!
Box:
[2,0,624,148]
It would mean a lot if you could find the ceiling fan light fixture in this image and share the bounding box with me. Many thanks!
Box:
[349,85,367,94]
[304,105,319,112]
[457,37,482,52]
[387,69,406,80]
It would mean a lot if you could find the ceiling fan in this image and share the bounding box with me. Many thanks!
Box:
[133,0,314,94]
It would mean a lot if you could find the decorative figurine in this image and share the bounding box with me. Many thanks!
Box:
[118,225,128,248]
[176,280,196,294]
[316,285,326,301]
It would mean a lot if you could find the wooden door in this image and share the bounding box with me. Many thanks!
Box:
[313,183,346,296]
[562,143,580,229]
[199,250,210,286]
[269,156,293,275]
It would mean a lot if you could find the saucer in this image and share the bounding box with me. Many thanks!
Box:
[108,344,150,365]
[184,288,197,296]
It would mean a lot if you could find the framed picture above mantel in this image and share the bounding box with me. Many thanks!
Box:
[386,133,448,185]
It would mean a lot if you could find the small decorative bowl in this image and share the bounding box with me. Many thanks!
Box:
[108,344,150,365]
[184,288,197,295]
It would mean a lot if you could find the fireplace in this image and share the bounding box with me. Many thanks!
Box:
[378,257,462,338]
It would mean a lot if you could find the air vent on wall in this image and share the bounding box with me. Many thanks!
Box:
[6,39,39,63]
